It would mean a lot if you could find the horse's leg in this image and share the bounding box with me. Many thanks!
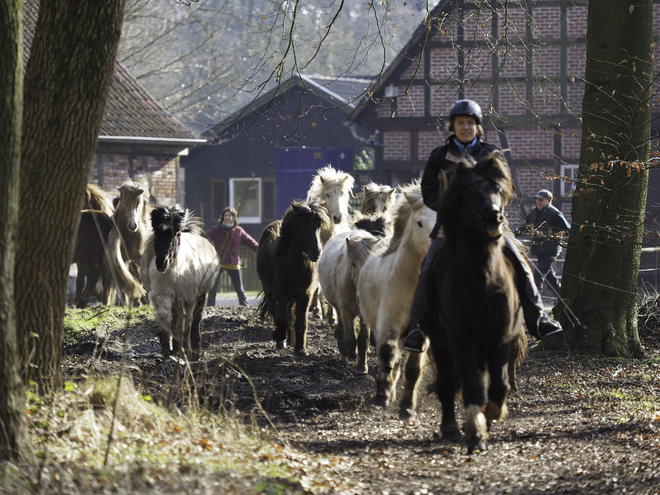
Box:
[484,343,512,428]
[273,296,289,348]
[355,316,369,374]
[338,307,357,361]
[333,319,348,356]
[430,339,461,441]
[374,332,401,407]
[171,304,182,355]
[293,294,311,356]
[399,347,427,419]
[153,296,173,357]
[460,350,488,454]
[73,263,87,307]
[78,264,101,309]
[189,294,206,360]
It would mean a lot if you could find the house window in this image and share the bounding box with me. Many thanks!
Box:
[230,177,261,223]
[560,164,579,198]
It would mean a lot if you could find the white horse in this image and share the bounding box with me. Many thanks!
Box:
[357,180,436,414]
[317,229,382,373]
[306,165,354,245]
[141,205,219,359]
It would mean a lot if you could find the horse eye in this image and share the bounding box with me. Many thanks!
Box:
[417,221,423,227]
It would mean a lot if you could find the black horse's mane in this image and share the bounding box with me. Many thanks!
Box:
[439,152,514,237]
[353,215,392,239]
[151,204,204,238]
[275,199,328,257]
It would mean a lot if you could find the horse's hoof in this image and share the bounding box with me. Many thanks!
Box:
[399,408,415,420]
[275,340,286,349]
[356,363,368,375]
[373,395,390,408]
[467,434,487,454]
[294,348,309,357]
[441,423,462,441]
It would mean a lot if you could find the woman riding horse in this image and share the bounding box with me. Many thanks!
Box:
[403,98,563,353]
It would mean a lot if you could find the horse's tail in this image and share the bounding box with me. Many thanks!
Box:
[257,290,274,322]
[105,228,147,304]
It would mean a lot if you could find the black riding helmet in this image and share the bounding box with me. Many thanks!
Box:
[449,99,482,125]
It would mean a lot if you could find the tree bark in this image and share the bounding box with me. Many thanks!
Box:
[555,0,652,357]
[0,0,33,462]
[17,0,127,389]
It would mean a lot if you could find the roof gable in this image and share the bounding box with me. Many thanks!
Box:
[22,0,201,143]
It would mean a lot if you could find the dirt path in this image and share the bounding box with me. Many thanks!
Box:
[62,305,660,494]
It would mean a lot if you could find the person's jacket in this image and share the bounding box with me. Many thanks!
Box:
[422,137,499,238]
[524,204,570,258]
[205,223,259,268]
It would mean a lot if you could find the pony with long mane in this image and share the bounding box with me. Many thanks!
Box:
[317,228,382,373]
[357,180,436,414]
[257,199,330,355]
[427,151,524,454]
[105,179,152,304]
[72,184,116,307]
[306,165,354,245]
[142,205,219,358]
[360,182,396,218]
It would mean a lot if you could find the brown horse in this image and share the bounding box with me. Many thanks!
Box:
[257,200,330,355]
[426,151,525,454]
[72,184,116,307]
[105,180,152,304]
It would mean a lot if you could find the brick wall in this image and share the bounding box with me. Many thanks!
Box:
[90,154,178,205]
[532,6,560,38]
[463,45,493,81]
[507,128,555,160]
[567,44,586,78]
[397,85,425,117]
[431,12,456,42]
[566,82,584,114]
[430,84,459,116]
[515,165,559,200]
[533,81,561,115]
[566,6,588,38]
[384,131,411,161]
[497,7,527,37]
[430,48,458,80]
[462,8,494,41]
[401,60,423,80]
[498,83,526,115]
[561,128,582,159]
[419,129,444,161]
[499,45,526,78]
[533,45,560,77]
[463,85,491,112]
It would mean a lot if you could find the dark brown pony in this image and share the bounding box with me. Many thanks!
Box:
[257,200,329,355]
[426,152,525,454]
[72,184,115,307]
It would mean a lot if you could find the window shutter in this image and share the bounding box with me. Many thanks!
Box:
[212,179,227,222]
[262,178,276,222]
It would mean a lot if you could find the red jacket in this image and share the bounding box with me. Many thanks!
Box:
[205,223,259,267]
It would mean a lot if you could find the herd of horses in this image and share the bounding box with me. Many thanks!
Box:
[73,153,528,454]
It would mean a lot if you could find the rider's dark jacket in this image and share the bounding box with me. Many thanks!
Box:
[421,137,498,239]
[524,204,570,259]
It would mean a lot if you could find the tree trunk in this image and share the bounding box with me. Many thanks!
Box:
[555,0,652,357]
[0,0,33,462]
[17,0,127,389]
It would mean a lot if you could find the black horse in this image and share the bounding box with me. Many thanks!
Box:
[426,151,525,454]
[257,200,329,355]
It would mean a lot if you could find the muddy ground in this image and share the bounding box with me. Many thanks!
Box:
[62,303,660,494]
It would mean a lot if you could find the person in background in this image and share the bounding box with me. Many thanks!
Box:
[403,99,563,353]
[523,189,571,294]
[206,207,259,307]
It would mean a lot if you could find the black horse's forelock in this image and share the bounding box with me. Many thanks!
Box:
[275,199,326,258]
[150,205,204,270]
